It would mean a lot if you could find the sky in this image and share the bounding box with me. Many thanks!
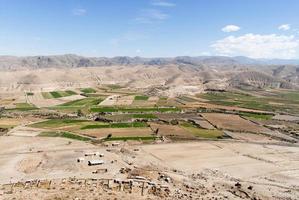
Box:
[0,0,299,59]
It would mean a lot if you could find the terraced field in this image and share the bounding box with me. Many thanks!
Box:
[198,90,299,115]
[42,90,77,99]
[80,88,97,94]
[90,106,181,113]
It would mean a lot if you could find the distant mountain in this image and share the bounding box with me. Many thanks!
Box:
[0,54,298,92]
[1,54,298,70]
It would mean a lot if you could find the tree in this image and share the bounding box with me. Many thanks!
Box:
[77,109,83,117]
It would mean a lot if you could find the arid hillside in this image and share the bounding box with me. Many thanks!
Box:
[0,55,298,96]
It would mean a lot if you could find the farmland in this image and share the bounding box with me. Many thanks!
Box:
[180,122,223,139]
[42,90,77,99]
[1,85,299,200]
[198,90,299,114]
[39,131,91,141]
[90,106,181,113]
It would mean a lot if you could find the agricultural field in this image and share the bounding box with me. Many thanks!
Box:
[80,122,148,130]
[80,88,97,94]
[42,90,77,99]
[90,106,181,113]
[198,90,299,115]
[29,119,108,132]
[180,122,224,139]
[12,103,38,111]
[201,113,270,133]
[81,127,153,139]
[39,131,91,141]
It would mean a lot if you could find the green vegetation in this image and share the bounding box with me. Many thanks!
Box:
[49,98,103,113]
[14,103,38,111]
[106,84,123,90]
[30,119,107,129]
[41,92,53,99]
[104,136,156,141]
[81,122,147,129]
[132,113,157,119]
[198,90,299,114]
[90,106,180,113]
[42,90,77,99]
[80,88,97,93]
[50,91,63,98]
[156,97,168,106]
[0,125,14,129]
[239,112,274,120]
[134,95,149,100]
[180,122,223,139]
[178,96,197,102]
[39,131,91,141]
[59,98,102,107]
[26,92,34,96]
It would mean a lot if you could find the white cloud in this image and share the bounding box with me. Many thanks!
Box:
[136,49,142,54]
[222,25,240,33]
[211,33,299,59]
[278,24,290,31]
[72,8,87,16]
[135,9,169,24]
[151,1,176,7]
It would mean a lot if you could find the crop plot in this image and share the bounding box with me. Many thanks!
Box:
[81,122,148,129]
[180,122,223,139]
[90,106,180,113]
[42,90,77,99]
[13,103,38,111]
[80,127,153,138]
[198,90,299,114]
[29,119,108,132]
[39,131,91,141]
[80,88,97,93]
[201,113,269,133]
[134,95,149,101]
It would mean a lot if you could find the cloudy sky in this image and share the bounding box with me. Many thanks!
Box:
[0,0,299,59]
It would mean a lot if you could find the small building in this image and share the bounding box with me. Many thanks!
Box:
[88,160,104,166]
[77,157,85,162]
[112,143,120,147]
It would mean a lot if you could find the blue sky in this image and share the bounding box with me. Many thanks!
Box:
[0,0,299,58]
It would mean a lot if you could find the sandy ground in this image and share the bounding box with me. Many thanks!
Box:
[0,135,298,199]
[142,141,299,184]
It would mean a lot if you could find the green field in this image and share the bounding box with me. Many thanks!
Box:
[81,122,147,129]
[90,106,180,113]
[39,131,91,141]
[80,88,97,93]
[42,90,77,99]
[239,112,274,120]
[134,95,149,100]
[132,113,157,119]
[30,119,107,129]
[13,103,38,111]
[49,97,103,113]
[106,84,123,90]
[198,90,299,114]
[180,122,223,139]
[26,92,34,96]
[59,98,102,107]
